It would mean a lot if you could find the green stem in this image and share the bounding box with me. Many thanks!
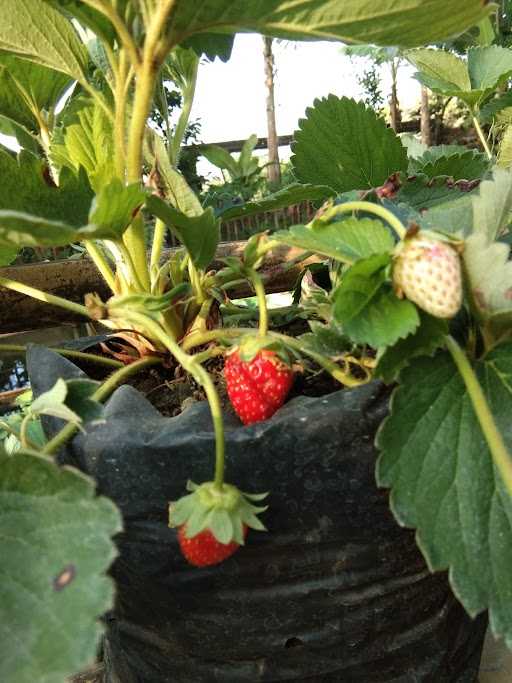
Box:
[110,308,226,488]
[248,268,268,337]
[472,114,493,160]
[322,201,407,241]
[188,259,205,303]
[82,0,140,70]
[192,346,224,364]
[445,335,512,497]
[214,248,309,291]
[157,77,173,156]
[267,331,367,387]
[19,414,32,450]
[126,60,157,182]
[0,344,123,369]
[126,0,176,181]
[42,356,160,455]
[122,0,177,291]
[122,58,157,292]
[0,275,90,318]
[150,218,167,276]
[84,240,116,292]
[114,50,129,179]
[116,240,147,292]
[160,307,183,339]
[169,58,199,167]
[122,213,151,292]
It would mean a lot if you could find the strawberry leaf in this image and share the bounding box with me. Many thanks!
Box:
[167,1,492,49]
[291,95,407,193]
[397,174,469,211]
[339,286,420,349]
[30,378,82,426]
[65,379,102,423]
[498,124,512,169]
[0,450,121,682]
[0,148,93,226]
[333,253,390,322]
[51,97,116,194]
[274,217,395,264]
[418,194,474,236]
[480,92,512,123]
[407,49,470,97]
[146,194,219,270]
[0,211,78,248]
[299,321,351,359]
[408,46,512,107]
[418,167,512,239]
[332,254,420,348]
[375,312,448,383]
[86,180,146,240]
[376,345,512,647]
[468,46,512,103]
[408,146,489,180]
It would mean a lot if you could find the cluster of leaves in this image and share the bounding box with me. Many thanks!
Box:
[407,44,512,166]
[201,134,266,210]
[268,91,512,648]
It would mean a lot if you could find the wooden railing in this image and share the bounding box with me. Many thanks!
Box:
[166,200,317,247]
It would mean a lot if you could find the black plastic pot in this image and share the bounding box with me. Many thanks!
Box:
[27,346,487,682]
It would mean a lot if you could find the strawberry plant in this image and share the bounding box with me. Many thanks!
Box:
[1,1,511,681]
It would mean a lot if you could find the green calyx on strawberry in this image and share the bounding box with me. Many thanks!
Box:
[224,336,295,425]
[169,480,267,567]
[392,231,463,319]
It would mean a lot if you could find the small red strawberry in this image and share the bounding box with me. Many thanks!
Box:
[178,524,248,567]
[393,233,462,319]
[169,481,267,568]
[224,347,294,425]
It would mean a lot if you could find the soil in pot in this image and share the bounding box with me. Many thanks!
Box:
[27,345,488,683]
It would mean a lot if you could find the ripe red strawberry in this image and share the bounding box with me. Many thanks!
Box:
[393,234,462,319]
[178,524,247,567]
[224,348,294,424]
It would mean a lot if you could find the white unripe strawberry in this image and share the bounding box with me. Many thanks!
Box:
[393,234,462,319]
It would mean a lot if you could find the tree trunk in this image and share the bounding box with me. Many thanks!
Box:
[263,36,281,187]
[420,86,431,146]
[389,59,402,133]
